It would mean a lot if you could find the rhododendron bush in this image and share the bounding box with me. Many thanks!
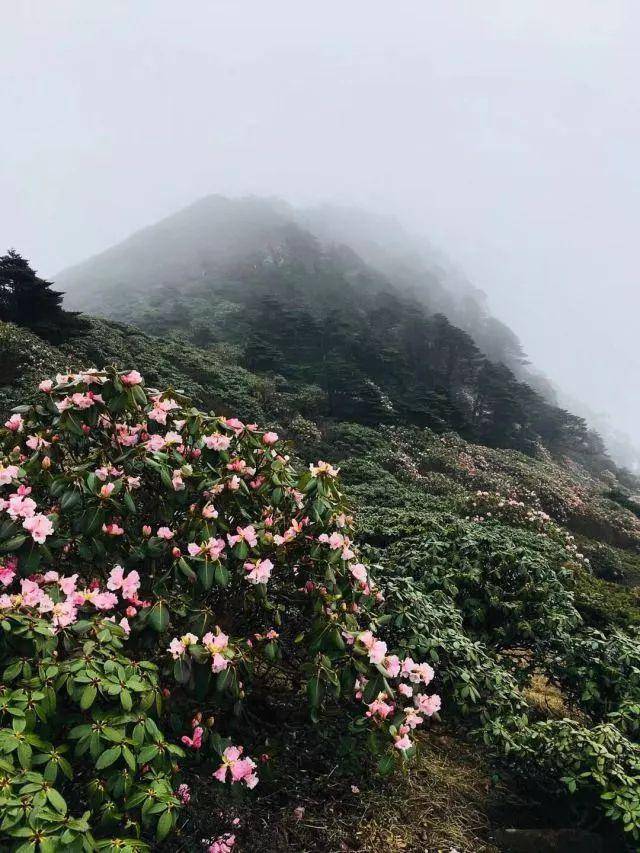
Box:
[0,368,440,850]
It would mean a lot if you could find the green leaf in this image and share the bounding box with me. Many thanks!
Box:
[148,601,169,632]
[214,563,229,587]
[0,534,27,553]
[60,490,82,512]
[198,561,214,590]
[307,677,320,708]
[46,787,67,814]
[80,685,97,710]
[377,754,395,776]
[95,746,122,769]
[156,809,173,841]
[17,741,32,768]
[178,558,196,582]
[174,658,191,684]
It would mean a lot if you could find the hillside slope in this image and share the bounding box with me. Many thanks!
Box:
[54,197,614,475]
[3,317,640,850]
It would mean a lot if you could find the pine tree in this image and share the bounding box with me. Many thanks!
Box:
[0,249,87,342]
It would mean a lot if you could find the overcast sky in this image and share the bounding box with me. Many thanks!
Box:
[2,1,639,440]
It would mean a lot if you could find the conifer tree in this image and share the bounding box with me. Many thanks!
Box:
[0,249,87,342]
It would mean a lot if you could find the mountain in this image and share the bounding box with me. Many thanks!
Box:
[4,206,640,847]
[55,195,616,475]
[2,312,640,849]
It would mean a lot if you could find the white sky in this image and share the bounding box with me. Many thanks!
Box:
[1,0,639,438]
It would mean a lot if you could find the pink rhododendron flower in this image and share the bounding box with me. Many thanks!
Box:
[188,537,225,560]
[58,574,78,596]
[26,435,50,451]
[203,630,229,653]
[91,591,118,610]
[51,599,78,630]
[181,725,203,749]
[350,563,368,584]
[148,397,180,425]
[21,579,44,606]
[202,503,218,519]
[100,482,115,499]
[144,434,166,452]
[409,662,434,686]
[208,833,235,853]
[221,417,244,435]
[415,693,441,716]
[394,734,412,751]
[318,531,355,560]
[157,526,174,540]
[168,633,198,659]
[7,493,37,519]
[36,593,54,614]
[176,783,190,804]
[121,370,143,386]
[357,630,387,664]
[262,431,278,445]
[366,694,394,720]
[38,379,53,393]
[211,653,229,673]
[0,563,15,587]
[309,460,339,477]
[102,522,124,536]
[23,513,53,543]
[228,525,258,548]
[171,470,185,491]
[244,558,273,585]
[0,464,19,486]
[214,745,258,788]
[400,657,417,679]
[121,571,140,599]
[384,655,401,678]
[204,433,232,451]
[4,414,23,432]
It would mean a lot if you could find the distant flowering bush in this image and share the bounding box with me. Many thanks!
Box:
[466,490,590,567]
[0,367,440,849]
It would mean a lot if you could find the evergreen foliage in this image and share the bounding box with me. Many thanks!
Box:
[0,251,87,343]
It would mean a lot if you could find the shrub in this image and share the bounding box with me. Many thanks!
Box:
[0,367,441,849]
[486,717,640,841]
[546,628,640,719]
[382,519,580,661]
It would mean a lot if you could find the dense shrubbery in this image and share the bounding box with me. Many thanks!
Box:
[2,358,640,848]
[0,368,441,850]
[382,520,581,659]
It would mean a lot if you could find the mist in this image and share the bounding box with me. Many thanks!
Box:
[2,0,639,451]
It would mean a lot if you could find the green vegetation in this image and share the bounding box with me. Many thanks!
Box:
[2,319,640,849]
[2,202,640,849]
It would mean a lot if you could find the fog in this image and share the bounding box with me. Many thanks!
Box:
[2,1,639,450]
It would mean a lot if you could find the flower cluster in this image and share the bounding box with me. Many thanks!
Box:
[0,366,443,849]
[0,566,135,633]
[213,745,258,789]
[353,631,441,752]
[467,490,590,566]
